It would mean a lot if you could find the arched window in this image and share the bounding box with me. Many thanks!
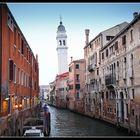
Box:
[63,40,65,45]
[59,40,62,45]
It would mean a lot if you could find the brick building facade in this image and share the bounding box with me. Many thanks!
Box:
[0,4,39,117]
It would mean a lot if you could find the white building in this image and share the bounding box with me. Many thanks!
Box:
[56,18,68,74]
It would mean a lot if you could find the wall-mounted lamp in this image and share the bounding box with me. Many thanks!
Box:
[15,104,18,109]
[5,97,9,101]
[19,104,22,108]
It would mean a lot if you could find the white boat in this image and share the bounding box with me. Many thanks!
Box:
[23,126,44,137]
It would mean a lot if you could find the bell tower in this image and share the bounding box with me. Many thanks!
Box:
[56,17,68,74]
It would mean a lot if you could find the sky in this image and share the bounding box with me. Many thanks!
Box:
[7,3,140,85]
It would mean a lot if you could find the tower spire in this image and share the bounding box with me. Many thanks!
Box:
[60,15,62,25]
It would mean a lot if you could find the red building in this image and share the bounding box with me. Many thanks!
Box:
[0,4,39,116]
[68,58,85,112]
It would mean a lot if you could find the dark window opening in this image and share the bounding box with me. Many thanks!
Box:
[130,30,133,41]
[9,60,13,81]
[115,41,118,50]
[21,39,24,55]
[14,27,16,45]
[102,52,104,60]
[106,36,114,41]
[97,68,99,75]
[69,67,72,72]
[106,49,108,57]
[59,40,62,45]
[76,64,79,69]
[75,84,80,90]
[69,85,73,90]
[106,91,108,99]
[122,35,126,45]
[132,109,135,116]
[132,89,135,99]
[63,40,65,45]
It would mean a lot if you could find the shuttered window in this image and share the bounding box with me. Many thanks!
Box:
[122,35,126,45]
[9,60,13,81]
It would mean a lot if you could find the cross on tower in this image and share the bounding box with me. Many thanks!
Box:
[60,15,62,22]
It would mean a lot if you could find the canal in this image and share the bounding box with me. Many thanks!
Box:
[48,105,129,137]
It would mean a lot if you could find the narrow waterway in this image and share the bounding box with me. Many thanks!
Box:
[48,105,129,137]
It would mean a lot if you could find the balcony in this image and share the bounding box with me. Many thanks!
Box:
[105,74,116,88]
[75,79,80,82]
[88,64,96,72]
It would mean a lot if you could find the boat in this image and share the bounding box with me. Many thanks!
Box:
[23,126,44,137]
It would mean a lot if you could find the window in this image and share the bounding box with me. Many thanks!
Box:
[69,85,73,90]
[132,109,135,116]
[130,30,133,41]
[21,39,24,55]
[97,68,99,75]
[75,84,80,90]
[69,67,72,72]
[63,40,65,45]
[110,45,113,55]
[18,33,20,50]
[106,49,108,57]
[122,35,126,45]
[130,54,134,78]
[132,89,135,99]
[106,91,108,99]
[24,97,27,109]
[14,26,16,46]
[106,36,114,41]
[32,79,34,89]
[102,52,104,60]
[115,41,118,50]
[21,71,24,85]
[101,92,104,99]
[27,47,28,60]
[76,74,79,82]
[24,45,26,58]
[9,60,13,81]
[124,57,127,63]
[26,75,28,87]
[76,64,79,69]
[24,73,26,87]
[77,92,79,99]
[126,104,128,118]
[7,14,13,31]
[59,40,62,45]
[13,64,16,83]
[18,68,20,84]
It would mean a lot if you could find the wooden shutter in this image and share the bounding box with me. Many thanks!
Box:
[9,60,13,80]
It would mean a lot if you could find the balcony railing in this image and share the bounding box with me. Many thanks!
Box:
[88,63,96,72]
[75,79,80,82]
[105,74,116,86]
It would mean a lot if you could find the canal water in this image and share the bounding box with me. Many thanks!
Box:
[48,105,129,137]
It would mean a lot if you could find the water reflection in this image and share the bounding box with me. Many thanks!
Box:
[48,105,129,137]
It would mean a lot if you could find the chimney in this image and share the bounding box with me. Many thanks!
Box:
[70,56,73,62]
[85,29,90,46]
[133,12,139,19]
